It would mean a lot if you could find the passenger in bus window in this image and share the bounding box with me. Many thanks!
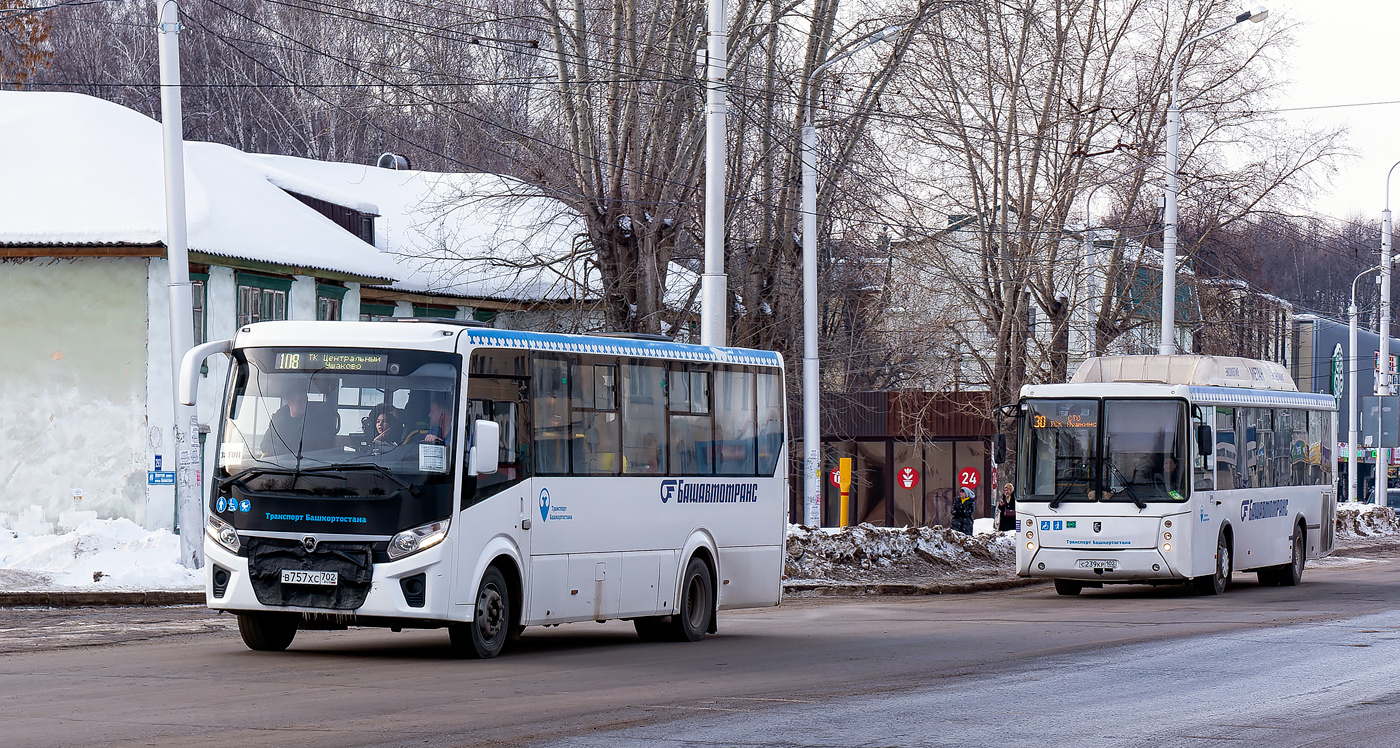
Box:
[260,385,335,457]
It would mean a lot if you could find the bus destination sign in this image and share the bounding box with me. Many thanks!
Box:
[275,352,389,371]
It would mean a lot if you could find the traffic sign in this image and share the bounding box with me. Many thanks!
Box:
[897,466,920,490]
[957,466,980,490]
[829,468,841,488]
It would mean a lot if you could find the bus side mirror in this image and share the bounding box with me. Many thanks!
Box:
[468,420,500,476]
[1196,424,1211,459]
[178,339,232,405]
[993,433,1007,464]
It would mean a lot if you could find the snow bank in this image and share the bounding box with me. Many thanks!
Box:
[785,523,1015,583]
[1335,503,1400,539]
[0,507,201,591]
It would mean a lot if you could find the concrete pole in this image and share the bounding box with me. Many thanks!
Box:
[802,121,820,525]
[157,0,202,568]
[1381,210,1393,502]
[1350,300,1360,503]
[1160,100,1179,356]
[699,0,728,347]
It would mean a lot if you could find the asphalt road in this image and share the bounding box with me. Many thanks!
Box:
[3,546,1400,748]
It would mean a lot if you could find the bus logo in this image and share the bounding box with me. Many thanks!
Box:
[539,488,551,522]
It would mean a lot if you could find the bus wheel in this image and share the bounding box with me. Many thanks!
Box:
[237,612,298,651]
[1193,530,1231,596]
[1278,524,1306,587]
[1053,579,1083,596]
[450,566,511,658]
[667,556,714,642]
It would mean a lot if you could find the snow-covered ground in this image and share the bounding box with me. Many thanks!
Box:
[1,503,1397,593]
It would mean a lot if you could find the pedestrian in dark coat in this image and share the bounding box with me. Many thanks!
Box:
[997,483,1016,532]
[951,486,975,534]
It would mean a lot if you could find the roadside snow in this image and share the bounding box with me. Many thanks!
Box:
[1335,503,1400,538]
[785,523,1017,584]
[0,508,201,592]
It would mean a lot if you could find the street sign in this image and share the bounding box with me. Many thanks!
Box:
[957,466,980,490]
[147,471,175,486]
[829,468,841,488]
[897,466,920,490]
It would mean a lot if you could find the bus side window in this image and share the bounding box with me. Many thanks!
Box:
[756,371,784,477]
[1192,407,1214,491]
[533,356,570,475]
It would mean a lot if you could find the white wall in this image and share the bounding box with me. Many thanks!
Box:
[0,258,149,528]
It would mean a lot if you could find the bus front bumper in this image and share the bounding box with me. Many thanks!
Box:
[1018,546,1183,582]
[204,538,461,621]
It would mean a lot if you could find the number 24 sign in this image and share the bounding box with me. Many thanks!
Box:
[958,467,980,489]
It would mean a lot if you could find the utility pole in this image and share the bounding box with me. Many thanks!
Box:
[699,0,728,347]
[157,0,202,568]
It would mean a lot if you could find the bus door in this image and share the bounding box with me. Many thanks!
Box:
[452,348,532,607]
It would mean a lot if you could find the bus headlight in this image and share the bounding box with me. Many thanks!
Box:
[206,513,240,554]
[388,519,450,560]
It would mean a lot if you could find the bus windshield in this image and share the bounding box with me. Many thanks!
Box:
[1023,398,1187,504]
[218,347,460,496]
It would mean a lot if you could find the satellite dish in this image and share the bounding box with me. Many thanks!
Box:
[376,153,410,170]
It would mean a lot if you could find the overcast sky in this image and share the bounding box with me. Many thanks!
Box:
[1273,1,1398,222]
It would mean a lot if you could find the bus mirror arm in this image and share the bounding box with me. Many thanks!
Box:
[178,339,233,406]
[467,420,500,476]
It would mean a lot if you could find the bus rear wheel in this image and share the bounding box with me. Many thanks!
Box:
[1053,579,1083,596]
[450,566,512,659]
[668,557,714,642]
[237,612,298,651]
[1263,523,1306,587]
[1193,530,1231,596]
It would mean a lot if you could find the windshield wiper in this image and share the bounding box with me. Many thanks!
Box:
[1049,466,1091,509]
[1105,462,1147,510]
[297,464,414,492]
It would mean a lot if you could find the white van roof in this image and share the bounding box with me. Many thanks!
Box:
[1069,355,1296,392]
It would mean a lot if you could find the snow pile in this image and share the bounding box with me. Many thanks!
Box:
[0,508,202,591]
[785,523,1016,584]
[1335,503,1400,539]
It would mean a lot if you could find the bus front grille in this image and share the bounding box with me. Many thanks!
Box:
[245,538,374,610]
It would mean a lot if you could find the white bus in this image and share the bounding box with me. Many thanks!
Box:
[1013,355,1336,596]
[180,320,788,657]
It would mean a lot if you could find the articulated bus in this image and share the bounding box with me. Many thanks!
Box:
[1014,355,1336,596]
[180,320,787,657]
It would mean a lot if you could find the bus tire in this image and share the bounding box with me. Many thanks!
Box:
[237,612,298,652]
[1277,523,1306,587]
[1193,530,1231,596]
[667,556,714,642]
[1053,579,1083,596]
[450,566,511,659]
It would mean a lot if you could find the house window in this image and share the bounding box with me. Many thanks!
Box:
[413,304,457,319]
[235,272,291,325]
[190,273,208,345]
[360,302,397,321]
[317,283,348,321]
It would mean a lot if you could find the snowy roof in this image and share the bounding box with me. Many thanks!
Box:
[250,155,595,301]
[254,154,700,309]
[0,92,395,282]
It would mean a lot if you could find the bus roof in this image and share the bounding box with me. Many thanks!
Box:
[233,320,784,368]
[1070,355,1295,392]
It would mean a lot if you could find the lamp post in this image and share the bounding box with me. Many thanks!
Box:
[1080,183,1111,362]
[801,24,902,525]
[1160,6,1268,355]
[1369,160,1400,503]
[1352,265,1382,504]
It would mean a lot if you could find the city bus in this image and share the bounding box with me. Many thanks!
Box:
[179,320,787,657]
[1014,355,1336,596]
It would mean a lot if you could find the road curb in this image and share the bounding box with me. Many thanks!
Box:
[783,577,1046,596]
[0,591,205,608]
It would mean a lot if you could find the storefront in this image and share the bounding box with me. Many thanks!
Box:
[791,391,996,527]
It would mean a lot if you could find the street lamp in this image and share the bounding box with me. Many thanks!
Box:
[1160,6,1268,355]
[801,23,902,526]
[1351,265,1382,504]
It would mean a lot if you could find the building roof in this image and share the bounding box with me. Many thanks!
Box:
[0,91,394,282]
[250,154,595,302]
